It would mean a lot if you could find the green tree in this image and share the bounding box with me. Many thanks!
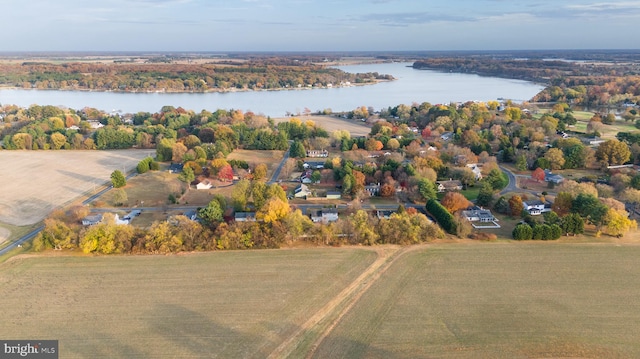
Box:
[232,179,251,211]
[476,182,494,207]
[199,200,223,225]
[515,154,528,171]
[560,213,585,236]
[512,223,533,240]
[112,188,128,206]
[486,169,508,190]
[289,140,306,158]
[110,170,126,188]
[417,178,437,201]
[572,193,608,227]
[178,166,195,184]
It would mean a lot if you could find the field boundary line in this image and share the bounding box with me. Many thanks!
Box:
[267,245,418,359]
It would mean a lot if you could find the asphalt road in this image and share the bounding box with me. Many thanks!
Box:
[0,225,44,256]
[269,145,291,184]
[499,165,519,195]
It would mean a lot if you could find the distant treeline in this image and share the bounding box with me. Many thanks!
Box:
[0,59,391,92]
[413,58,640,107]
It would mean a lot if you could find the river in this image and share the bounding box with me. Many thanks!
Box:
[0,63,544,117]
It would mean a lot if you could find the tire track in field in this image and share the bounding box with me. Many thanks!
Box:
[267,245,416,359]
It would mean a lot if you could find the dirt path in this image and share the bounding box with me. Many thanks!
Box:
[267,245,416,359]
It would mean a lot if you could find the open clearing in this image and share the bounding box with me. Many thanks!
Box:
[0,150,151,226]
[313,243,640,358]
[273,115,371,137]
[2,243,640,358]
[0,248,377,359]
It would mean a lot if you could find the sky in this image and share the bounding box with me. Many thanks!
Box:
[2,0,640,51]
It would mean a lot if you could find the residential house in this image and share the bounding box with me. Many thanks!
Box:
[234,212,257,222]
[82,214,103,226]
[326,192,342,199]
[113,214,130,225]
[523,199,550,216]
[440,132,454,141]
[294,184,312,198]
[581,136,606,147]
[306,149,328,158]
[376,210,395,220]
[168,163,184,173]
[300,170,314,184]
[196,180,212,190]
[462,206,497,223]
[309,208,339,223]
[544,170,565,184]
[303,161,325,170]
[436,179,463,192]
[365,183,381,196]
[466,163,483,180]
[183,210,198,221]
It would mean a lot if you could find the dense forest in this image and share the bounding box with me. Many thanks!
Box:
[413,57,640,107]
[0,59,392,92]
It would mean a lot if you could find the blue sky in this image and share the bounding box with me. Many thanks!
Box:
[3,0,640,51]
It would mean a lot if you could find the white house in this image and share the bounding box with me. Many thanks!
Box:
[294,184,312,198]
[462,207,497,223]
[82,214,103,226]
[523,199,550,216]
[466,163,483,180]
[365,183,381,196]
[196,180,213,190]
[306,149,328,158]
[310,208,339,223]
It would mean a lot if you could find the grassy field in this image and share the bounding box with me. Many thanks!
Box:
[0,248,377,359]
[312,243,640,358]
[0,150,151,226]
[101,170,184,207]
[227,149,284,179]
[273,115,371,137]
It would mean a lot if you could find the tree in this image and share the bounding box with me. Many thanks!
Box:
[218,164,234,182]
[508,195,524,217]
[531,167,546,182]
[486,169,508,190]
[604,208,637,238]
[178,166,195,184]
[560,213,584,236]
[112,188,128,206]
[476,182,494,207]
[441,192,472,213]
[417,178,437,201]
[386,138,400,151]
[311,170,322,183]
[364,138,383,151]
[257,197,291,223]
[513,223,533,240]
[50,132,67,150]
[232,179,251,210]
[172,142,188,163]
[595,139,631,166]
[253,163,268,181]
[199,200,223,225]
[544,148,565,170]
[289,140,306,158]
[515,154,528,171]
[380,183,395,197]
[110,170,126,188]
[572,193,608,228]
[137,157,151,174]
[552,192,573,216]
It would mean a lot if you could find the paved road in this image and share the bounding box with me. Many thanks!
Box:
[499,165,519,195]
[269,145,291,184]
[0,226,44,256]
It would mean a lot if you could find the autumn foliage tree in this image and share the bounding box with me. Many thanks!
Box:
[440,192,472,213]
[508,195,524,217]
[595,139,631,166]
[532,167,546,182]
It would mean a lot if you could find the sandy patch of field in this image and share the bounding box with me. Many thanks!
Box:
[274,115,371,137]
[0,150,152,226]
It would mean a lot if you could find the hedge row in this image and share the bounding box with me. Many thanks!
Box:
[426,199,457,234]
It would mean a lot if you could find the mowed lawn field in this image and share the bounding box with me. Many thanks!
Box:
[313,243,640,359]
[0,248,377,359]
[273,115,371,137]
[0,150,151,226]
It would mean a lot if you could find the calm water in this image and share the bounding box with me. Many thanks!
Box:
[0,63,543,117]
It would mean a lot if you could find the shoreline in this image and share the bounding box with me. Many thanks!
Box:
[0,78,393,95]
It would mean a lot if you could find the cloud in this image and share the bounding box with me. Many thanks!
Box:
[355,12,474,26]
